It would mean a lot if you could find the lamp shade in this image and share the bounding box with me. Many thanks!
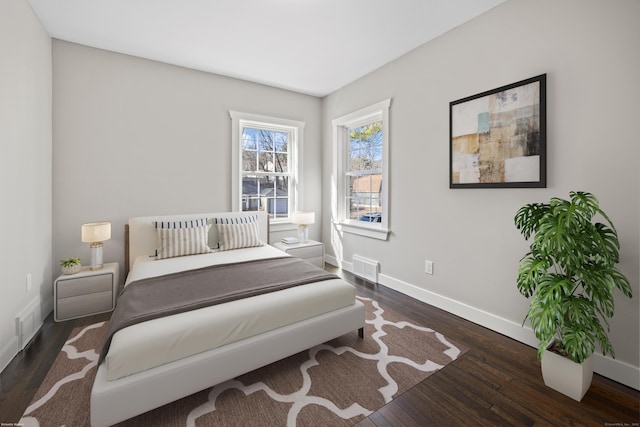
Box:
[291,211,315,225]
[81,222,111,243]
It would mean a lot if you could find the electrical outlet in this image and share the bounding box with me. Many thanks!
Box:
[26,273,32,292]
[425,260,433,275]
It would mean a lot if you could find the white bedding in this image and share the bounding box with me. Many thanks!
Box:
[105,245,355,380]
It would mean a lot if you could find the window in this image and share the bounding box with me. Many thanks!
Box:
[240,126,290,219]
[332,99,390,240]
[230,112,304,223]
[347,122,383,222]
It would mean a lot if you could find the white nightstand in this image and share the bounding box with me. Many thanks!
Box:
[54,262,119,322]
[272,240,325,269]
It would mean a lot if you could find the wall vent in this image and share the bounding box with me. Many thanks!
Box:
[16,296,42,351]
[353,255,379,283]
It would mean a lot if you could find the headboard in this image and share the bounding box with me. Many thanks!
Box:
[125,210,269,276]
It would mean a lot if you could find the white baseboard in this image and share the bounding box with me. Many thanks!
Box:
[593,353,640,390]
[0,296,53,375]
[377,272,540,345]
[0,336,19,373]
[16,295,43,350]
[42,296,53,322]
[327,256,640,390]
[325,254,339,266]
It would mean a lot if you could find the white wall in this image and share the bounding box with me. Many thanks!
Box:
[0,0,52,370]
[52,41,323,280]
[322,0,639,388]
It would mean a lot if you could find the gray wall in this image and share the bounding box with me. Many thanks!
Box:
[52,41,323,279]
[0,0,52,369]
[322,0,639,387]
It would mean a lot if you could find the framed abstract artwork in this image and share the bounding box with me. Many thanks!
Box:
[450,74,546,188]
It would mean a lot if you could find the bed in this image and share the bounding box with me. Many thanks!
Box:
[90,211,365,426]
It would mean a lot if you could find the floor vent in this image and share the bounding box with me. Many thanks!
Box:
[16,296,42,351]
[353,255,379,283]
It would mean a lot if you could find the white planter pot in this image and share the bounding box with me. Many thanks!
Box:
[541,344,593,401]
[61,264,81,275]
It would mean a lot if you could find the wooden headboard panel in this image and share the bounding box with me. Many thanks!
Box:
[124,223,130,277]
[123,211,269,278]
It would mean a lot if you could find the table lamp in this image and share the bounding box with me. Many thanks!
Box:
[81,221,111,270]
[291,211,315,243]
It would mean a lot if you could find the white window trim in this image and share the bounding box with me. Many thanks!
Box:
[332,98,391,241]
[230,111,305,227]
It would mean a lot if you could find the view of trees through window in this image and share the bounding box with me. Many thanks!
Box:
[347,121,383,223]
[241,127,290,218]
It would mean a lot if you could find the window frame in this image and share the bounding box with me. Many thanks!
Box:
[332,98,391,240]
[230,111,305,225]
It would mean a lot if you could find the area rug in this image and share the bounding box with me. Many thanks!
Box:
[20,296,467,426]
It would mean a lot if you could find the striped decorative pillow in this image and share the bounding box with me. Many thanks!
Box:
[215,216,263,251]
[154,218,212,260]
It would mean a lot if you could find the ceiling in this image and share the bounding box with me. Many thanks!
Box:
[27,0,506,97]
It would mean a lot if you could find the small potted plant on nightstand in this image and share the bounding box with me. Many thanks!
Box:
[514,191,632,401]
[60,257,82,275]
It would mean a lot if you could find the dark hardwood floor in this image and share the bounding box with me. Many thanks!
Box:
[0,311,111,424]
[1,269,638,426]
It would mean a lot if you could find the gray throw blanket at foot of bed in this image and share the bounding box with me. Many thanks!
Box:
[99,256,338,364]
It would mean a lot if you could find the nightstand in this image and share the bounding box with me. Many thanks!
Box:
[272,240,325,268]
[54,262,119,322]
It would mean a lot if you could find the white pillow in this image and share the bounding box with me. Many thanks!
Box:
[216,219,263,251]
[154,219,212,260]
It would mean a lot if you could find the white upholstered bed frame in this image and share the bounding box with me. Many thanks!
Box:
[90,211,365,427]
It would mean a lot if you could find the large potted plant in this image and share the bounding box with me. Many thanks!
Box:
[514,191,632,401]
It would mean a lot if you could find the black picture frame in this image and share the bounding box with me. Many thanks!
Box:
[449,74,546,189]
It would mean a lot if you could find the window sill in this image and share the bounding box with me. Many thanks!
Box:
[336,221,390,241]
[269,221,298,233]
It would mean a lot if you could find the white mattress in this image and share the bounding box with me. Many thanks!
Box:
[105,245,355,380]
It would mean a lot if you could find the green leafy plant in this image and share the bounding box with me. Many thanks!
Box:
[514,191,632,363]
[60,257,81,268]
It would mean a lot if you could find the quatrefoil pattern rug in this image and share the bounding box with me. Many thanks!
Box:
[20,296,467,426]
